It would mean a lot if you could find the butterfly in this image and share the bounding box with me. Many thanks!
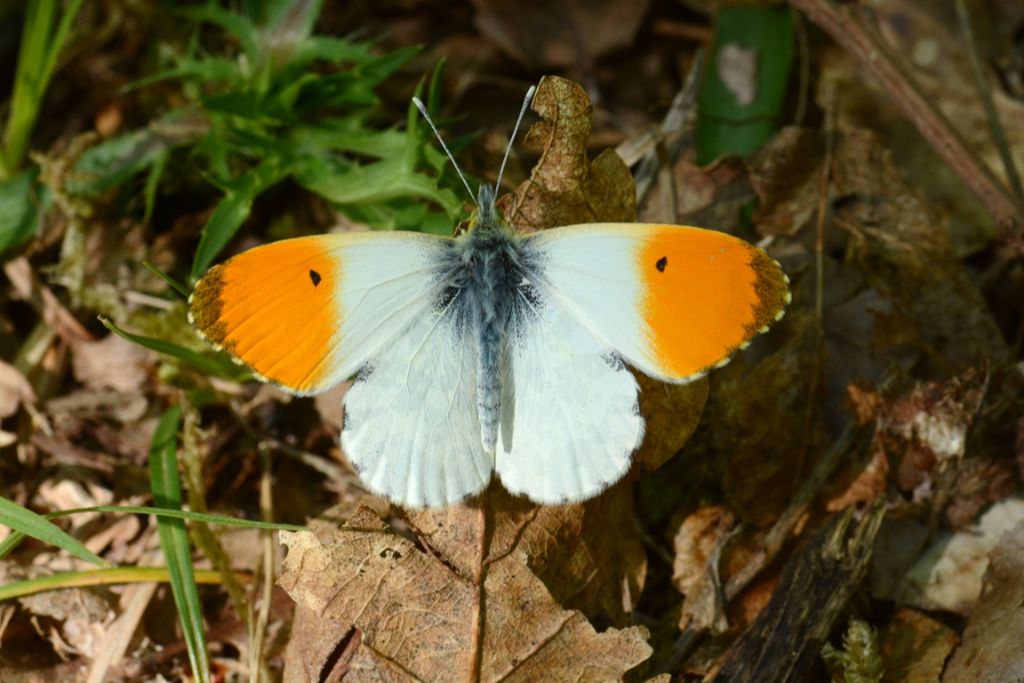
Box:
[188,89,790,508]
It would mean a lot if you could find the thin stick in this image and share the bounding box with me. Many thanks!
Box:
[953,0,1024,206]
[495,85,537,191]
[412,96,476,202]
[789,0,1024,232]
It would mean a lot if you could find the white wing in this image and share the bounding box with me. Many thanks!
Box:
[341,306,492,508]
[495,293,644,504]
[190,232,451,395]
[524,223,790,383]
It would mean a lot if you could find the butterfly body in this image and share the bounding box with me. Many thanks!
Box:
[434,185,540,452]
[190,185,790,507]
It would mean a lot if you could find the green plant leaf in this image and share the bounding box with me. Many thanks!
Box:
[149,406,210,683]
[0,496,105,567]
[696,3,794,164]
[191,158,292,279]
[0,169,47,253]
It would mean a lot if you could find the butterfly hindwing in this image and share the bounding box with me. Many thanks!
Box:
[496,290,643,504]
[341,304,492,508]
[527,223,790,383]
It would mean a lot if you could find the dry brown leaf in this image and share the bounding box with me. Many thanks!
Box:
[850,367,993,517]
[633,374,708,473]
[879,608,958,683]
[747,127,824,237]
[501,76,635,233]
[1,563,114,661]
[671,505,734,633]
[943,519,1024,682]
[278,506,652,682]
[895,497,1024,615]
[832,130,1008,370]
[0,360,35,419]
[70,334,150,393]
[471,0,650,68]
[412,486,646,626]
[710,312,828,527]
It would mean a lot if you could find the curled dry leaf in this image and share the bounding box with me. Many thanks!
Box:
[500,76,636,233]
[278,506,652,682]
[943,519,1024,682]
[1,563,114,660]
[849,367,998,520]
[671,505,735,634]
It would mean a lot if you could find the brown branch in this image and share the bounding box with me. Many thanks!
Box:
[789,0,1024,234]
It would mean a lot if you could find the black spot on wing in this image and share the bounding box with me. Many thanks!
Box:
[656,256,668,272]
[309,269,322,286]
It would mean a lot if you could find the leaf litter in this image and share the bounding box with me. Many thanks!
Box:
[1,3,1023,682]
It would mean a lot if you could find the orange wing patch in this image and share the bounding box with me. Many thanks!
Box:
[189,236,342,393]
[639,226,789,380]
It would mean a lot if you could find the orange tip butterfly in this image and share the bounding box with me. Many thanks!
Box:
[188,87,790,508]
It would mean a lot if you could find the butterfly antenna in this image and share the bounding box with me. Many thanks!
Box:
[495,85,536,192]
[412,96,476,203]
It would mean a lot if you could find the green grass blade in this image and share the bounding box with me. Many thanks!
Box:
[190,159,290,280]
[0,567,235,603]
[1,0,84,178]
[142,261,191,300]
[0,495,106,567]
[149,406,210,683]
[99,316,248,380]
[48,505,306,532]
[1,505,303,560]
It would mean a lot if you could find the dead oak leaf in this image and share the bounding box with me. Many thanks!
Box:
[411,485,646,627]
[500,75,635,233]
[279,506,651,682]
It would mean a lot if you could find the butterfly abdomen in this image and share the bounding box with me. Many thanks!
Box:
[442,222,542,454]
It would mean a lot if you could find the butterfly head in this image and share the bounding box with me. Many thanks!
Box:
[475,183,499,230]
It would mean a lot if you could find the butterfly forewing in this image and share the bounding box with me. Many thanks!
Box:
[527,223,790,383]
[189,232,449,395]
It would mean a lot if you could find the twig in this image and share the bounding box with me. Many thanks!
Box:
[789,0,1024,233]
[661,423,865,672]
[467,491,490,683]
[953,0,1024,206]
